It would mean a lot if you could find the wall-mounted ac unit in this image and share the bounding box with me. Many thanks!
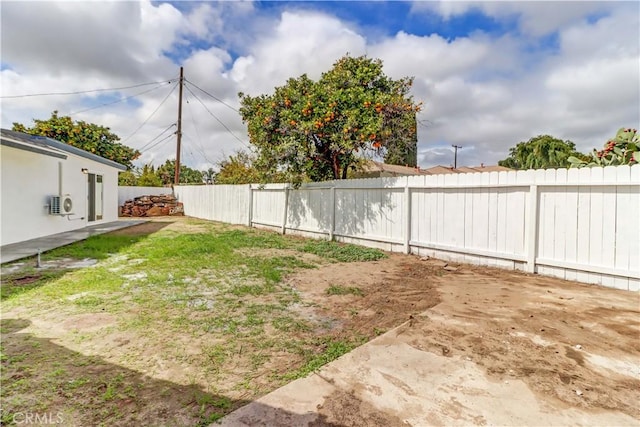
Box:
[50,195,73,215]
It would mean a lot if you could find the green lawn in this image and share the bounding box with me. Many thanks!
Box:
[1,218,386,426]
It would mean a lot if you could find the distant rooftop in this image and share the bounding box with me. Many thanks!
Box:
[424,164,512,175]
[361,161,511,177]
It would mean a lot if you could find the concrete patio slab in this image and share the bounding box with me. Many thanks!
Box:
[220,320,638,427]
[0,219,148,264]
[222,282,640,427]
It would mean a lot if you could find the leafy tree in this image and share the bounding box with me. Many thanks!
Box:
[12,111,140,169]
[137,164,163,187]
[214,150,284,184]
[239,55,421,184]
[156,159,203,185]
[569,127,639,167]
[118,171,137,186]
[203,168,216,184]
[384,110,418,167]
[498,135,586,170]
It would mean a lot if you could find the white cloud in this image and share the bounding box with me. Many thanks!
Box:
[412,1,612,36]
[229,11,367,95]
[1,1,638,172]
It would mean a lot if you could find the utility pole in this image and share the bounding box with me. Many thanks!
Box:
[174,66,184,185]
[452,144,462,169]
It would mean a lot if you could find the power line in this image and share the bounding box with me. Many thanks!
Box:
[184,84,250,148]
[183,132,216,168]
[66,80,175,116]
[183,92,217,167]
[417,118,432,129]
[1,79,176,99]
[137,123,177,152]
[139,132,175,154]
[184,79,238,113]
[121,82,178,144]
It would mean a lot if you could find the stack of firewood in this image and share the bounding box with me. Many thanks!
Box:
[120,194,184,217]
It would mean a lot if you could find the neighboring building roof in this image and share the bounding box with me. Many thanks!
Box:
[423,165,459,175]
[362,161,430,176]
[423,164,512,175]
[0,129,127,171]
[458,165,512,173]
[358,161,512,178]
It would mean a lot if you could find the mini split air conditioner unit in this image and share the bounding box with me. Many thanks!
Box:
[50,195,73,215]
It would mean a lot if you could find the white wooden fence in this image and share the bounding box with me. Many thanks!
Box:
[175,165,640,292]
[118,186,173,206]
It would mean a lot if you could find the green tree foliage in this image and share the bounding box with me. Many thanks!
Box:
[12,111,140,169]
[239,55,421,183]
[214,150,284,184]
[203,168,216,184]
[155,159,203,185]
[384,113,418,167]
[568,127,639,167]
[137,164,163,187]
[498,135,586,170]
[118,170,138,186]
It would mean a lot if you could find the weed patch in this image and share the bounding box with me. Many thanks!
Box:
[300,240,386,262]
[282,336,367,381]
[326,285,365,297]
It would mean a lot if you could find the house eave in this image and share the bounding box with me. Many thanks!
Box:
[1,137,68,159]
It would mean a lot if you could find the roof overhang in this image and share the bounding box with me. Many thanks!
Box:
[1,137,68,159]
[0,129,128,171]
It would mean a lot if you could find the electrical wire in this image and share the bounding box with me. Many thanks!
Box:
[184,79,238,113]
[66,80,175,116]
[137,123,177,152]
[183,84,250,148]
[183,93,217,167]
[1,79,176,99]
[183,132,216,168]
[417,118,432,129]
[139,132,175,154]
[121,82,178,144]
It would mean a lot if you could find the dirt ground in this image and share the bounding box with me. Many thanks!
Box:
[283,256,640,423]
[2,218,639,425]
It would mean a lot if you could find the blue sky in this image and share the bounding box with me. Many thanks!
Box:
[1,1,638,170]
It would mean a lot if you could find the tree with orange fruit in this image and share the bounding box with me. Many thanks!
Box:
[238,55,422,184]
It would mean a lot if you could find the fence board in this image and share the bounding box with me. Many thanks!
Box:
[174,164,639,290]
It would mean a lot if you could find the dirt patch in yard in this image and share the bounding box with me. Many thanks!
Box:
[108,219,175,236]
[285,255,442,337]
[386,264,640,420]
[283,256,639,421]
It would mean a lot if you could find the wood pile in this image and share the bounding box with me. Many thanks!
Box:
[120,194,184,217]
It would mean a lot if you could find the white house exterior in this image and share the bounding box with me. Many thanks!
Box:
[0,129,126,246]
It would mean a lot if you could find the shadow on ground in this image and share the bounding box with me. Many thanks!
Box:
[1,317,359,427]
[0,318,247,426]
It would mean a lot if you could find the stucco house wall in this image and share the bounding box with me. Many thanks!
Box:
[1,130,125,246]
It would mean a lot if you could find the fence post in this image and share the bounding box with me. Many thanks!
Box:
[282,185,289,235]
[526,184,539,273]
[404,180,411,254]
[247,185,253,228]
[329,186,336,241]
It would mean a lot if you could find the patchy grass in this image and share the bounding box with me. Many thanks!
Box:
[281,336,368,381]
[301,240,387,262]
[0,218,388,426]
[0,269,70,302]
[326,284,365,297]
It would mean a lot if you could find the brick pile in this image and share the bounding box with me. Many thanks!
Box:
[120,194,184,217]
